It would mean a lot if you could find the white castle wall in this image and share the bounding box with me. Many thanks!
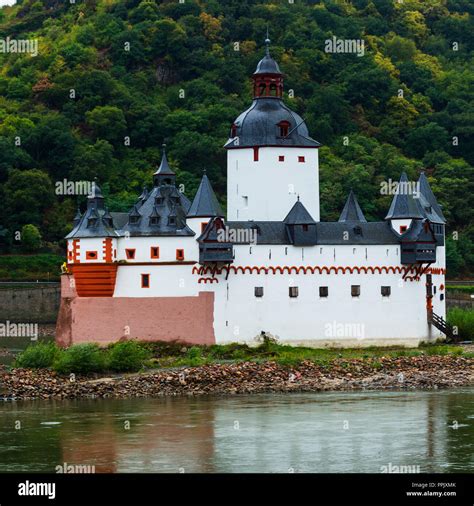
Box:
[199,243,446,347]
[227,147,320,222]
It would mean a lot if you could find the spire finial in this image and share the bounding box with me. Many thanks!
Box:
[265,28,270,56]
[297,194,300,202]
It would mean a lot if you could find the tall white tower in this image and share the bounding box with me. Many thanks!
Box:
[224,38,321,222]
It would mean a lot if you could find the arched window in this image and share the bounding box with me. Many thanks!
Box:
[277,120,290,137]
[258,82,266,96]
[269,83,277,96]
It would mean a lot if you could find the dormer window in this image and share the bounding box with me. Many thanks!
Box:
[149,216,160,226]
[87,217,97,228]
[168,216,176,226]
[129,216,140,225]
[278,120,290,138]
[156,197,164,205]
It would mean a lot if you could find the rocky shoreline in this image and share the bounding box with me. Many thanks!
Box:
[1,355,473,400]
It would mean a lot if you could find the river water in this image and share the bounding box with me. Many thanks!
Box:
[0,389,473,473]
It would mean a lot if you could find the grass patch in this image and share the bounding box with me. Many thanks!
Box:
[0,254,63,281]
[447,307,474,341]
[446,285,474,295]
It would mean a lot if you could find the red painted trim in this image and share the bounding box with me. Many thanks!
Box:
[150,246,160,259]
[176,249,185,261]
[86,251,98,260]
[125,248,136,260]
[253,146,259,161]
[194,264,446,278]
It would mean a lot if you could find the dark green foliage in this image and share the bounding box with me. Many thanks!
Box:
[53,344,106,374]
[0,0,473,275]
[15,342,59,369]
[106,340,151,372]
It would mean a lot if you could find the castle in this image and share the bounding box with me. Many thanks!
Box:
[56,40,447,348]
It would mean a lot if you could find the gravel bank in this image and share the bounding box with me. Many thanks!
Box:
[1,356,473,401]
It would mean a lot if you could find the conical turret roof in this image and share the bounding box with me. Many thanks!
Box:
[339,190,367,222]
[188,173,223,218]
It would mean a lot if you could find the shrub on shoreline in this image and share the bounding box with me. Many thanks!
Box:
[14,342,59,369]
[53,344,106,374]
[107,341,150,372]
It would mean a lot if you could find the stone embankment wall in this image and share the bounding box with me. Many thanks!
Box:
[0,283,60,323]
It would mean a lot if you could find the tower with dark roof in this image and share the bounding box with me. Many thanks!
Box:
[225,37,321,222]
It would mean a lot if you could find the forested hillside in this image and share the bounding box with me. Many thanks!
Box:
[0,0,473,276]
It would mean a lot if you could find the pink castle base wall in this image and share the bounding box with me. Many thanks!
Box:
[56,275,215,347]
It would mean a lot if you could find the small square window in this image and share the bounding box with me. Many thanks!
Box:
[400,225,407,233]
[319,286,328,298]
[302,224,309,232]
[289,286,299,298]
[351,285,360,297]
[176,249,185,261]
[141,274,150,288]
[381,286,391,297]
[150,247,160,259]
[278,155,285,162]
[201,222,208,233]
[126,249,136,260]
[440,293,444,301]
[255,287,264,298]
[298,156,305,163]
[86,251,97,260]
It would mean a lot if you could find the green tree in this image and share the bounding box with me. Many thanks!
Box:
[21,224,42,252]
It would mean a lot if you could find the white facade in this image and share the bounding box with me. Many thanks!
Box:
[226,147,320,221]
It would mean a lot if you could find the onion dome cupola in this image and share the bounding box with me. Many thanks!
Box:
[283,197,317,246]
[65,181,119,239]
[338,190,367,223]
[225,37,320,149]
[188,173,223,219]
[252,35,283,99]
[153,145,176,187]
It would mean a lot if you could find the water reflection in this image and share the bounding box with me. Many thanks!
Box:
[0,389,472,473]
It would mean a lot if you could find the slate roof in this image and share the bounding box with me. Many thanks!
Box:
[119,184,194,237]
[225,220,399,245]
[401,219,435,242]
[418,172,446,224]
[385,172,446,224]
[225,98,320,149]
[254,38,281,75]
[385,172,424,220]
[284,199,316,224]
[188,174,224,218]
[339,190,367,222]
[66,182,120,239]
